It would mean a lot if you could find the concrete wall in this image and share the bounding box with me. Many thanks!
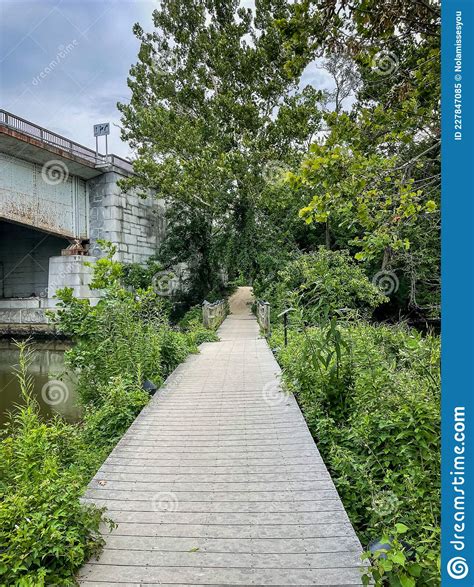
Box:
[0,221,68,298]
[0,152,88,239]
[88,172,166,264]
[48,255,99,302]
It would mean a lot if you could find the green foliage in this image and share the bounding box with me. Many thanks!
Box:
[294,142,438,260]
[1,254,219,584]
[52,250,220,406]
[53,286,166,405]
[0,373,146,585]
[271,322,440,584]
[179,306,220,346]
[362,524,440,587]
[80,377,149,449]
[122,255,164,290]
[87,240,123,290]
[118,0,440,317]
[118,0,326,292]
[0,343,106,585]
[276,0,440,317]
[254,248,387,324]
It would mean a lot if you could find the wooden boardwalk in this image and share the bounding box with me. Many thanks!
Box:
[78,287,363,586]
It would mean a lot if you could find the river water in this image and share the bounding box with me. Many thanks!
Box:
[0,340,81,428]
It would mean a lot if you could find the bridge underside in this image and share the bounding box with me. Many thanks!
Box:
[0,220,68,299]
[0,220,99,332]
[0,152,88,240]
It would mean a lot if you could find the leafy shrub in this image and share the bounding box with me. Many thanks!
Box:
[54,288,164,405]
[255,247,387,324]
[1,251,222,584]
[178,306,203,329]
[271,321,440,585]
[179,306,220,346]
[158,328,195,377]
[122,255,164,290]
[0,345,106,585]
[80,377,149,449]
[52,248,220,405]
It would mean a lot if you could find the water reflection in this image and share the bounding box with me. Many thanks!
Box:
[0,340,81,428]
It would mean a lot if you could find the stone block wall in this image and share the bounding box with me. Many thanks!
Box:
[87,172,166,264]
[48,256,100,303]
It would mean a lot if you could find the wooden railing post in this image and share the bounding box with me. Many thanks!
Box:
[202,299,227,329]
[202,301,211,328]
[256,300,271,337]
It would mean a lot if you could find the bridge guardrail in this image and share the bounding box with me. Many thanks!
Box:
[202,299,227,329]
[256,300,271,337]
[0,109,133,174]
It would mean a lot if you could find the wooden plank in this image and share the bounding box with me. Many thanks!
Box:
[78,288,363,586]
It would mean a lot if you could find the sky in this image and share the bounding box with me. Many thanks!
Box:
[0,0,337,159]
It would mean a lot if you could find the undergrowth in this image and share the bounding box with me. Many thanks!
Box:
[0,251,220,585]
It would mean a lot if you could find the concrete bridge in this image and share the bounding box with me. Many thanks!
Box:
[0,110,167,329]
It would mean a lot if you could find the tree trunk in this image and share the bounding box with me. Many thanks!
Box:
[381,246,392,270]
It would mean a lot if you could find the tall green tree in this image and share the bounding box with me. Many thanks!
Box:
[119,0,324,296]
[279,0,440,316]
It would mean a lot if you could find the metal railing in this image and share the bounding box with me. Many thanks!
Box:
[0,109,133,174]
[256,300,271,337]
[202,299,227,329]
[278,307,294,346]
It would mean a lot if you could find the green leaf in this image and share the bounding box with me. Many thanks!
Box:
[399,573,416,587]
[408,563,422,577]
[391,551,406,565]
[395,523,409,534]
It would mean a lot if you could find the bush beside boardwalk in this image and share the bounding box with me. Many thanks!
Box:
[271,323,440,585]
[0,255,219,586]
[255,248,440,585]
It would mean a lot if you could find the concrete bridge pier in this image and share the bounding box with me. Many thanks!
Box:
[47,255,99,302]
